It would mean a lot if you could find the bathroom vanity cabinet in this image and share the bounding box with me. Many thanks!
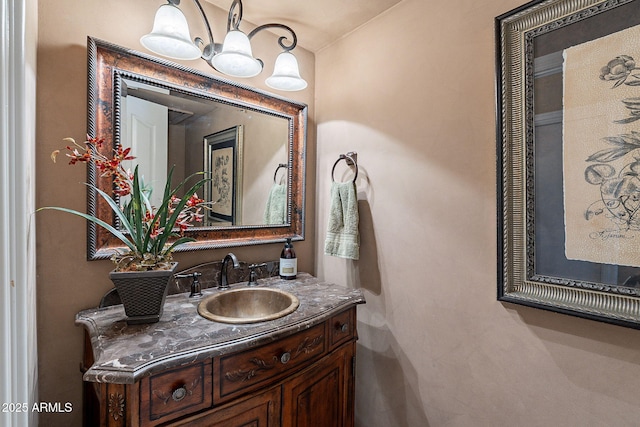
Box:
[77,274,364,427]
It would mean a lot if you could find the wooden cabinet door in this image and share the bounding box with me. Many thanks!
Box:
[281,343,355,427]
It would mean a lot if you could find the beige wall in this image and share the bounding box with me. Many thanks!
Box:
[35,1,314,425]
[315,0,640,426]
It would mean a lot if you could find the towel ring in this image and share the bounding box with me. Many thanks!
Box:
[273,163,287,183]
[331,153,358,183]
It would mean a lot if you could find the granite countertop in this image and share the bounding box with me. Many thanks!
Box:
[76,273,365,384]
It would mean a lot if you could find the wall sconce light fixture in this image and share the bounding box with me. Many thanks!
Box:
[141,0,307,91]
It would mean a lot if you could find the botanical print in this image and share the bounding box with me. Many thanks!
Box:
[585,57,640,229]
[211,147,233,216]
[564,24,640,267]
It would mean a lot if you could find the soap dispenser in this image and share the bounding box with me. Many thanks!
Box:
[279,238,297,280]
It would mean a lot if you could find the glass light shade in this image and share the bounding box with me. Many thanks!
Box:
[140,4,201,60]
[211,30,262,78]
[265,52,308,91]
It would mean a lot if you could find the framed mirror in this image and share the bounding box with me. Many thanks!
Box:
[87,37,307,260]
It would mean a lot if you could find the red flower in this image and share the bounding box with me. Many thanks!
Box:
[86,135,104,148]
[186,193,204,207]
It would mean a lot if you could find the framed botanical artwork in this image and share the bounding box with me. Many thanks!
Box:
[204,126,244,224]
[496,0,640,328]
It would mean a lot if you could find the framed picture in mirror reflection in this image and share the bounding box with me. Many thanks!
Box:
[204,126,244,225]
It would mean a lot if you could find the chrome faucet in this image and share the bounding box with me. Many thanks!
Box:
[219,253,240,289]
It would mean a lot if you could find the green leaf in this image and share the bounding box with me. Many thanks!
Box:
[36,206,137,253]
[164,236,196,254]
[143,166,177,253]
[89,185,135,237]
[131,166,145,252]
[159,166,175,226]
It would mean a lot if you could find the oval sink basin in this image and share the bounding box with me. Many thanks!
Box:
[198,287,300,324]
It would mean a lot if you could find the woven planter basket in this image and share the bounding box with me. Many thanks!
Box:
[109,262,178,325]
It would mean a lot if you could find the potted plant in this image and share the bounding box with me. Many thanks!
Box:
[40,136,210,324]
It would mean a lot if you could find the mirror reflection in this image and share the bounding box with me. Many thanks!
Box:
[120,78,289,226]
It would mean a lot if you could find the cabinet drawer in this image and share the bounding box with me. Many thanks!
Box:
[217,322,326,400]
[170,385,281,427]
[140,361,213,426]
[330,308,356,349]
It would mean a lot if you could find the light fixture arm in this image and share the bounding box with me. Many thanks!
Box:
[226,0,297,52]
[248,23,298,52]
[226,0,244,32]
[162,0,218,60]
[191,0,217,60]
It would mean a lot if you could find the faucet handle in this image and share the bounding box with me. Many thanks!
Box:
[247,263,267,286]
[175,272,202,297]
